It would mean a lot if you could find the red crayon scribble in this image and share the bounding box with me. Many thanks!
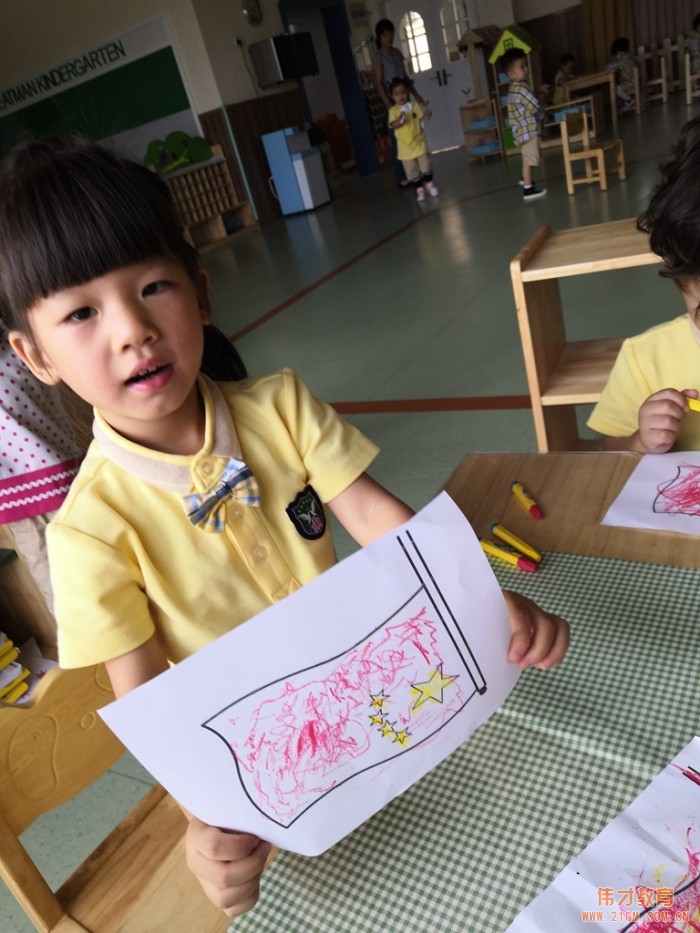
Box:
[206,599,474,825]
[654,465,700,515]
[623,827,700,932]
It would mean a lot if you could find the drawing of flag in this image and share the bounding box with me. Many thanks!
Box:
[203,532,486,828]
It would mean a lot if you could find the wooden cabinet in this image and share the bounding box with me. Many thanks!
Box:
[165,145,255,252]
[460,96,502,160]
[510,219,662,452]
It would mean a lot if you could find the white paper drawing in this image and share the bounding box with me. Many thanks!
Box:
[507,736,700,932]
[100,493,519,856]
[603,452,700,536]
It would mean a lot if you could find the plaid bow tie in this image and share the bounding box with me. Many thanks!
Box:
[183,458,260,532]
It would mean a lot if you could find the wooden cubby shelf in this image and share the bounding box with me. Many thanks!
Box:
[510,219,662,452]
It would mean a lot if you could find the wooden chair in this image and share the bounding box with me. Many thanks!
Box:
[560,112,626,196]
[0,664,228,932]
[637,45,668,106]
[685,51,700,105]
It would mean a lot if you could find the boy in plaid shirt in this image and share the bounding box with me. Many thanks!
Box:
[502,48,550,202]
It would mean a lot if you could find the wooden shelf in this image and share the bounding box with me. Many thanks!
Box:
[460,97,503,160]
[540,337,625,404]
[510,220,662,451]
[164,145,255,250]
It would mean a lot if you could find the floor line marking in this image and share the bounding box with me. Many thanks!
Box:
[228,152,644,344]
[330,395,532,414]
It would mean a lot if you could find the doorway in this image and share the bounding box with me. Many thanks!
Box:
[385,0,482,151]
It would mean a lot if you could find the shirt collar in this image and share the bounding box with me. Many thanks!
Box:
[91,375,243,494]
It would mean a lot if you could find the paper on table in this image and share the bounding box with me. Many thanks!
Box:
[507,737,700,932]
[100,492,520,856]
[602,451,700,537]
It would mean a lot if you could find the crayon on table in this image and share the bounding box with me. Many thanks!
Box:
[511,481,544,519]
[491,524,542,563]
[479,538,538,573]
[3,679,29,704]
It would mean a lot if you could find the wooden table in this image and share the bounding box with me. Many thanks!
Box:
[233,451,700,932]
[444,450,697,566]
[565,71,619,127]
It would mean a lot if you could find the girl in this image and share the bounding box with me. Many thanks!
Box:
[388,77,437,202]
[0,138,569,919]
[372,18,428,188]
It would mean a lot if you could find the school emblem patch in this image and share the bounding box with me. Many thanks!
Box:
[286,485,326,540]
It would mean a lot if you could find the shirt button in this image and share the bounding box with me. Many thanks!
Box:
[200,462,213,478]
[232,506,244,520]
[252,545,267,561]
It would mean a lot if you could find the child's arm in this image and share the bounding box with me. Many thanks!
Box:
[388,111,407,129]
[105,637,270,919]
[329,474,569,670]
[601,388,699,453]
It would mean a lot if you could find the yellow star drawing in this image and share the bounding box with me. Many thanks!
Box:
[368,714,384,726]
[369,691,389,711]
[409,665,458,712]
[394,729,410,746]
[381,721,395,738]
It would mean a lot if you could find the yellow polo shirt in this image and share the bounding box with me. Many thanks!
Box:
[587,315,700,449]
[389,101,428,160]
[50,370,378,668]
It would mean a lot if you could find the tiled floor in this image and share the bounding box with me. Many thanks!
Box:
[2,94,695,930]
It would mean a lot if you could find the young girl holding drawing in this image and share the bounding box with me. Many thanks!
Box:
[0,138,569,918]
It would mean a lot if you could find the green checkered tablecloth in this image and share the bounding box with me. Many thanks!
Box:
[232,552,700,932]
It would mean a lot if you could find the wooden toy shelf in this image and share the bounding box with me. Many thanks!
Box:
[460,96,502,160]
[510,219,662,452]
[164,145,254,252]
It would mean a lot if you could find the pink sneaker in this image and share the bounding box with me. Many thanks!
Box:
[426,181,439,197]
[416,186,426,202]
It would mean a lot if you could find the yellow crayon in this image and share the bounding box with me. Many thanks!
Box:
[0,667,29,701]
[0,646,19,672]
[687,397,700,413]
[3,679,29,704]
[511,481,544,519]
[0,638,15,662]
[491,524,542,563]
[479,538,538,573]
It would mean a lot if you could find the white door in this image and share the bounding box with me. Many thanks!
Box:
[386,0,481,151]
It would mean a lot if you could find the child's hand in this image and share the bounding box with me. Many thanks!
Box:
[185,817,272,917]
[399,112,407,125]
[502,590,569,671]
[635,388,698,453]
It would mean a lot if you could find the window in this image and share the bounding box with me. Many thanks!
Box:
[400,12,432,74]
[440,0,471,57]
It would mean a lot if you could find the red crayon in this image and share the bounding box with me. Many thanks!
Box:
[511,481,544,520]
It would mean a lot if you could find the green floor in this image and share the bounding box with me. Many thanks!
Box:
[2,94,695,931]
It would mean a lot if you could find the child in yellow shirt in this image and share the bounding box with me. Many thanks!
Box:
[388,77,438,202]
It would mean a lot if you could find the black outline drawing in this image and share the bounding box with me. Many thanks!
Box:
[201,528,487,828]
[653,463,700,516]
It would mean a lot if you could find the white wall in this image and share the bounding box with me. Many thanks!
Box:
[192,0,295,103]
[0,0,221,113]
[475,0,515,27]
